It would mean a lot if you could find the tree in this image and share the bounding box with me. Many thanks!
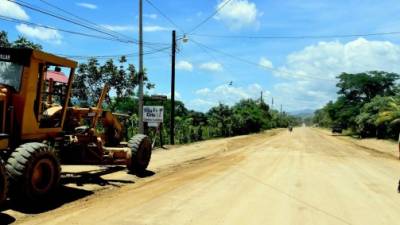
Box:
[0,31,42,50]
[0,31,11,48]
[337,71,399,102]
[231,99,270,134]
[315,70,400,139]
[330,71,400,130]
[207,103,233,137]
[355,96,390,137]
[313,107,332,127]
[376,96,400,139]
[72,57,153,107]
[377,97,400,124]
[12,36,42,50]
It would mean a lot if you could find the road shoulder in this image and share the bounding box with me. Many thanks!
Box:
[313,128,398,159]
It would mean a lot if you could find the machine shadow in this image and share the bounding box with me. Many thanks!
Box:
[0,213,16,225]
[6,166,155,214]
[61,165,131,187]
[330,133,346,136]
[130,169,156,178]
[6,185,93,214]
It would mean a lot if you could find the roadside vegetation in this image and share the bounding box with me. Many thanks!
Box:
[313,71,400,139]
[73,57,301,145]
[0,31,300,145]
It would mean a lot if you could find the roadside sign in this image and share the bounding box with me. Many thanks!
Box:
[150,95,168,101]
[148,122,159,127]
[143,106,164,123]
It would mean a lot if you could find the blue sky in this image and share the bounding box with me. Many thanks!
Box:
[1,0,400,112]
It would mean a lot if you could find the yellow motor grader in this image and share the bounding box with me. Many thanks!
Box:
[0,47,152,203]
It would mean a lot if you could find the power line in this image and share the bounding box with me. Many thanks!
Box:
[189,37,244,83]
[188,0,233,34]
[0,15,168,49]
[190,39,334,81]
[37,0,168,47]
[144,0,185,34]
[10,0,168,49]
[60,47,171,60]
[7,0,169,49]
[38,0,129,40]
[190,31,400,40]
[0,15,134,44]
[8,0,129,41]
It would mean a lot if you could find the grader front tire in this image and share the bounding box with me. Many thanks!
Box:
[0,161,8,205]
[127,134,152,174]
[6,143,61,202]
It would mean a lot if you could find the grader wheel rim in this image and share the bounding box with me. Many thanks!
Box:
[138,139,152,166]
[0,163,7,204]
[31,158,55,194]
[127,134,152,172]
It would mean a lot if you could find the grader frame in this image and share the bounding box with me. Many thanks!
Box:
[0,47,152,203]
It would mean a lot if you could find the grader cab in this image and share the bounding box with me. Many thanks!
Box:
[0,48,152,203]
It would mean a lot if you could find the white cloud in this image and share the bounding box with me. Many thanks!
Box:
[102,25,170,33]
[143,25,170,32]
[146,89,182,100]
[16,24,62,44]
[144,14,158,19]
[190,99,215,109]
[215,0,261,30]
[259,57,273,69]
[76,2,97,10]
[189,83,270,112]
[195,88,210,95]
[0,0,29,20]
[102,25,135,32]
[176,60,193,71]
[163,91,181,100]
[272,38,400,111]
[199,62,223,72]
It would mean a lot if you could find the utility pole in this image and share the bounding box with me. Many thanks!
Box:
[138,0,144,134]
[280,104,283,114]
[170,30,176,145]
[260,91,263,103]
[271,97,274,109]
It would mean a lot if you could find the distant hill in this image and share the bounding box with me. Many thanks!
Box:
[288,109,315,118]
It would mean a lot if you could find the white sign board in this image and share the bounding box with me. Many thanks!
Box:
[143,106,164,123]
[147,122,160,127]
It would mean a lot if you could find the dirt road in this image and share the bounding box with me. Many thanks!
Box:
[5,127,400,225]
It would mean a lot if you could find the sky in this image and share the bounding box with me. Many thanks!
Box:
[1,0,400,113]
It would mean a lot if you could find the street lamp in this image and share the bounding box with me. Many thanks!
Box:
[170,31,188,145]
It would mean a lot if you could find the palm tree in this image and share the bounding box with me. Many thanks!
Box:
[376,96,400,159]
[376,97,400,125]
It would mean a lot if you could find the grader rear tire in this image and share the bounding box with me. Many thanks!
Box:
[6,143,61,202]
[127,134,152,174]
[0,161,8,205]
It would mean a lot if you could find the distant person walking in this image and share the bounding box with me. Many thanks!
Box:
[288,126,293,133]
[398,133,400,160]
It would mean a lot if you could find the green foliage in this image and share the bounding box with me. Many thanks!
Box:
[0,31,42,50]
[314,71,400,139]
[377,96,400,125]
[0,30,296,145]
[326,71,399,129]
[110,96,300,145]
[72,57,153,107]
[0,31,11,48]
[337,71,399,102]
[231,99,269,134]
[207,103,234,137]
[355,96,390,137]
[12,36,42,50]
[313,107,332,127]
